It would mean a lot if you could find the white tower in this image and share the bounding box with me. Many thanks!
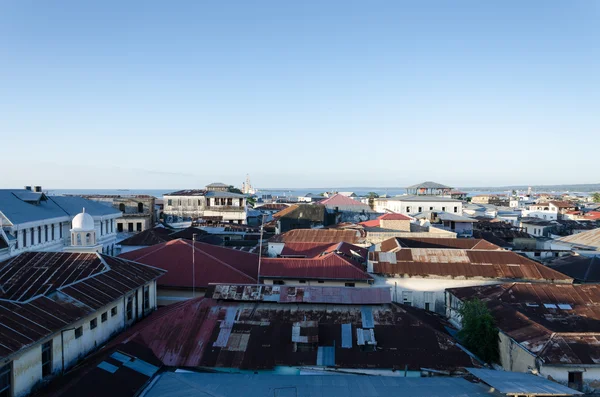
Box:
[64,208,102,253]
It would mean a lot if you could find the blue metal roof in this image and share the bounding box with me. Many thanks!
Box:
[0,190,120,226]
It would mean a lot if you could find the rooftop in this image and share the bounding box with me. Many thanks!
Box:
[269,229,362,244]
[405,181,453,189]
[555,228,600,250]
[466,368,582,396]
[115,293,478,371]
[413,211,477,223]
[380,237,503,252]
[547,254,600,282]
[118,227,174,246]
[260,253,372,281]
[369,249,572,281]
[0,252,165,360]
[280,241,368,263]
[142,373,495,397]
[119,239,259,288]
[448,283,600,365]
[320,194,374,211]
[377,195,461,203]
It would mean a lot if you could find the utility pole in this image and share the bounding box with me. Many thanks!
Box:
[192,233,196,298]
[257,214,266,283]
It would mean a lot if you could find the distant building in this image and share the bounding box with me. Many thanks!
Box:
[413,211,477,237]
[78,194,156,233]
[551,227,600,254]
[0,251,164,397]
[272,204,336,233]
[370,195,463,216]
[267,229,363,257]
[320,194,378,223]
[405,181,453,196]
[163,183,247,225]
[471,194,509,206]
[0,187,121,260]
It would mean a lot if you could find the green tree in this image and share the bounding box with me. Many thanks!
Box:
[246,196,256,207]
[457,299,499,364]
[593,192,600,203]
[228,185,244,194]
[366,192,379,199]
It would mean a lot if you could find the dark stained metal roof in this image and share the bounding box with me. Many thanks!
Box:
[118,227,174,246]
[369,249,573,281]
[206,284,391,304]
[448,283,600,365]
[381,237,502,251]
[547,255,600,282]
[0,251,166,360]
[116,297,478,371]
[280,242,368,263]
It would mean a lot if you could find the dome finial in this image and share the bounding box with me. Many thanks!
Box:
[82,207,86,213]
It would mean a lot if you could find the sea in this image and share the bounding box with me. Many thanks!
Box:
[47,188,511,199]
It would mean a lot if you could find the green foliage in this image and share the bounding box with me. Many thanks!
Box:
[367,192,379,199]
[593,192,600,203]
[246,196,256,207]
[228,185,244,194]
[457,298,499,364]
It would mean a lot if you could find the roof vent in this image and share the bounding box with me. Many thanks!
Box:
[24,186,31,191]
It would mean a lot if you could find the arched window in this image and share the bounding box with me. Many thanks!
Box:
[85,233,91,245]
[119,203,126,212]
[76,234,82,246]
[138,203,144,213]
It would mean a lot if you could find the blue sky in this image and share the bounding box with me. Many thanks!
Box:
[1,1,598,189]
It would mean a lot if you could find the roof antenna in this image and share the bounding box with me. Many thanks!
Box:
[192,233,196,299]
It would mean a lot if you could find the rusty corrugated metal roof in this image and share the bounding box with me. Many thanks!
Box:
[448,283,600,365]
[116,297,477,371]
[369,249,573,281]
[269,229,361,244]
[261,253,372,281]
[0,251,165,360]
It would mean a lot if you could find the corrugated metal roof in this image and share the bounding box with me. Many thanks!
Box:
[556,228,600,250]
[119,239,258,288]
[547,255,600,282]
[207,284,391,305]
[116,297,478,371]
[118,228,174,246]
[390,237,502,251]
[0,252,165,360]
[143,373,496,397]
[448,283,600,365]
[466,368,582,395]
[406,181,452,189]
[269,229,361,244]
[260,253,372,281]
[369,249,573,281]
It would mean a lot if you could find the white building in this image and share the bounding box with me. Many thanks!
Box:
[369,195,463,216]
[0,188,122,261]
[0,219,165,397]
[163,183,247,225]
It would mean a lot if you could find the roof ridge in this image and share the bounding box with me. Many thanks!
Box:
[181,239,257,282]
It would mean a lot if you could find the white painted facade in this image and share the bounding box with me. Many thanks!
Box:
[163,194,247,224]
[5,281,158,397]
[371,197,463,216]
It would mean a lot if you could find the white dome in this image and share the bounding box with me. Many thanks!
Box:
[72,208,95,231]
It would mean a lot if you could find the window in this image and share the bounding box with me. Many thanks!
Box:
[569,372,583,391]
[227,198,233,206]
[406,206,411,213]
[126,296,133,321]
[418,207,422,212]
[454,206,458,213]
[138,203,144,213]
[100,222,103,235]
[119,203,126,212]
[206,198,211,207]
[59,224,63,238]
[429,207,434,211]
[38,227,41,243]
[136,222,142,232]
[534,252,541,257]
[0,363,11,397]
[44,225,48,242]
[345,283,355,287]
[111,220,114,233]
[101,312,108,323]
[167,199,172,206]
[317,280,324,284]
[401,291,413,306]
[298,280,306,284]
[273,280,285,285]
[75,326,83,339]
[90,318,97,329]
[441,207,446,212]
[143,285,150,311]
[424,292,434,311]
[51,224,55,240]
[239,198,244,206]
[41,340,52,377]
[197,199,201,206]
[128,223,134,232]
[111,306,118,317]
[117,223,123,232]
[23,231,27,248]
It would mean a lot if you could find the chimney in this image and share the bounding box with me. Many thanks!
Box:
[24,186,32,191]
[34,186,42,193]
